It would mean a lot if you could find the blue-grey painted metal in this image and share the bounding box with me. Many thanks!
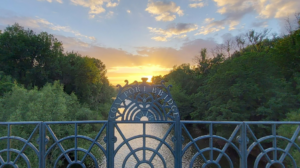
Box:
[0,79,300,167]
[107,78,180,168]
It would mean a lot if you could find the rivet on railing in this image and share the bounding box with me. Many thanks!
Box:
[236,136,249,144]
[172,136,184,142]
[104,136,117,143]
[36,136,50,144]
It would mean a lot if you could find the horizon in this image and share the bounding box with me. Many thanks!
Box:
[1,0,299,85]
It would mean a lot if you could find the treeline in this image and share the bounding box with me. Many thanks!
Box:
[153,17,300,131]
[0,23,115,121]
[0,24,114,167]
[153,16,300,165]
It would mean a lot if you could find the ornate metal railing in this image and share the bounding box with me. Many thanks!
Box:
[1,79,299,167]
[0,120,300,167]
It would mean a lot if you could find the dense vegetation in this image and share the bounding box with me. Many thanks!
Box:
[0,16,300,166]
[153,17,300,123]
[0,24,115,167]
[152,16,300,165]
[0,23,115,120]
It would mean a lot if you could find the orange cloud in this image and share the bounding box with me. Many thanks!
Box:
[57,35,218,85]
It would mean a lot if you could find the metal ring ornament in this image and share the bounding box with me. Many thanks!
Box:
[114,135,175,157]
[182,135,242,158]
[109,80,179,121]
[122,147,167,168]
[0,136,40,168]
[45,135,106,157]
[254,148,296,168]
[189,148,233,168]
[53,148,98,168]
[0,149,31,168]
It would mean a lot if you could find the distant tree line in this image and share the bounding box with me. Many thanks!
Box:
[0,23,115,119]
[0,23,115,167]
[153,14,300,165]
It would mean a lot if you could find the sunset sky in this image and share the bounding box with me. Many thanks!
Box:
[1,0,299,85]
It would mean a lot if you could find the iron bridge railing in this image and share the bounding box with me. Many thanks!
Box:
[0,120,299,168]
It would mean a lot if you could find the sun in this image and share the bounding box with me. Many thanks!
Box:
[142,75,153,82]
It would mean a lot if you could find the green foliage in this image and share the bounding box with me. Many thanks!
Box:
[0,81,100,122]
[0,72,14,96]
[0,23,114,167]
[0,82,104,167]
[163,64,199,119]
[0,23,63,88]
[155,19,300,137]
[0,23,115,116]
[55,52,113,110]
[278,109,300,166]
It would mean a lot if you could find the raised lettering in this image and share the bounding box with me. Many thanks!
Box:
[164,95,169,100]
[171,105,177,111]
[152,87,157,93]
[109,113,115,118]
[167,99,173,105]
[135,86,140,92]
[110,107,117,113]
[157,90,164,96]
[124,91,128,97]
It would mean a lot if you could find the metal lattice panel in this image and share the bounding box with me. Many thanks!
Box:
[109,79,179,121]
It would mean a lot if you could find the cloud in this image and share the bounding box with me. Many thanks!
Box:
[105,11,114,19]
[194,0,256,35]
[195,22,225,35]
[204,18,214,23]
[189,0,205,8]
[127,10,131,13]
[70,0,119,17]
[149,23,198,41]
[257,0,300,18]
[106,0,119,7]
[56,34,218,84]
[208,0,300,34]
[229,20,239,30]
[38,0,63,3]
[252,21,268,28]
[0,15,95,41]
[145,1,183,21]
[55,35,92,50]
[151,36,168,41]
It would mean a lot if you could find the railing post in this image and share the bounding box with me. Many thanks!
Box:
[107,120,115,168]
[239,122,247,168]
[39,122,45,168]
[174,115,182,168]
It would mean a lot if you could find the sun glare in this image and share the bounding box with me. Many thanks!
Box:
[107,65,171,85]
[143,76,153,82]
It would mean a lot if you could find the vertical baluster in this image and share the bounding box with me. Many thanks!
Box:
[107,120,115,168]
[174,114,182,168]
[239,122,247,168]
[7,124,11,163]
[39,122,45,168]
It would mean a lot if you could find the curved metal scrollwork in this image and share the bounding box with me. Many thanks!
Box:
[246,124,300,168]
[109,78,180,121]
[44,122,107,168]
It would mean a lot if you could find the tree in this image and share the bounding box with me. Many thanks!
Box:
[0,82,104,167]
[0,23,64,88]
[0,24,115,114]
[0,72,14,96]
